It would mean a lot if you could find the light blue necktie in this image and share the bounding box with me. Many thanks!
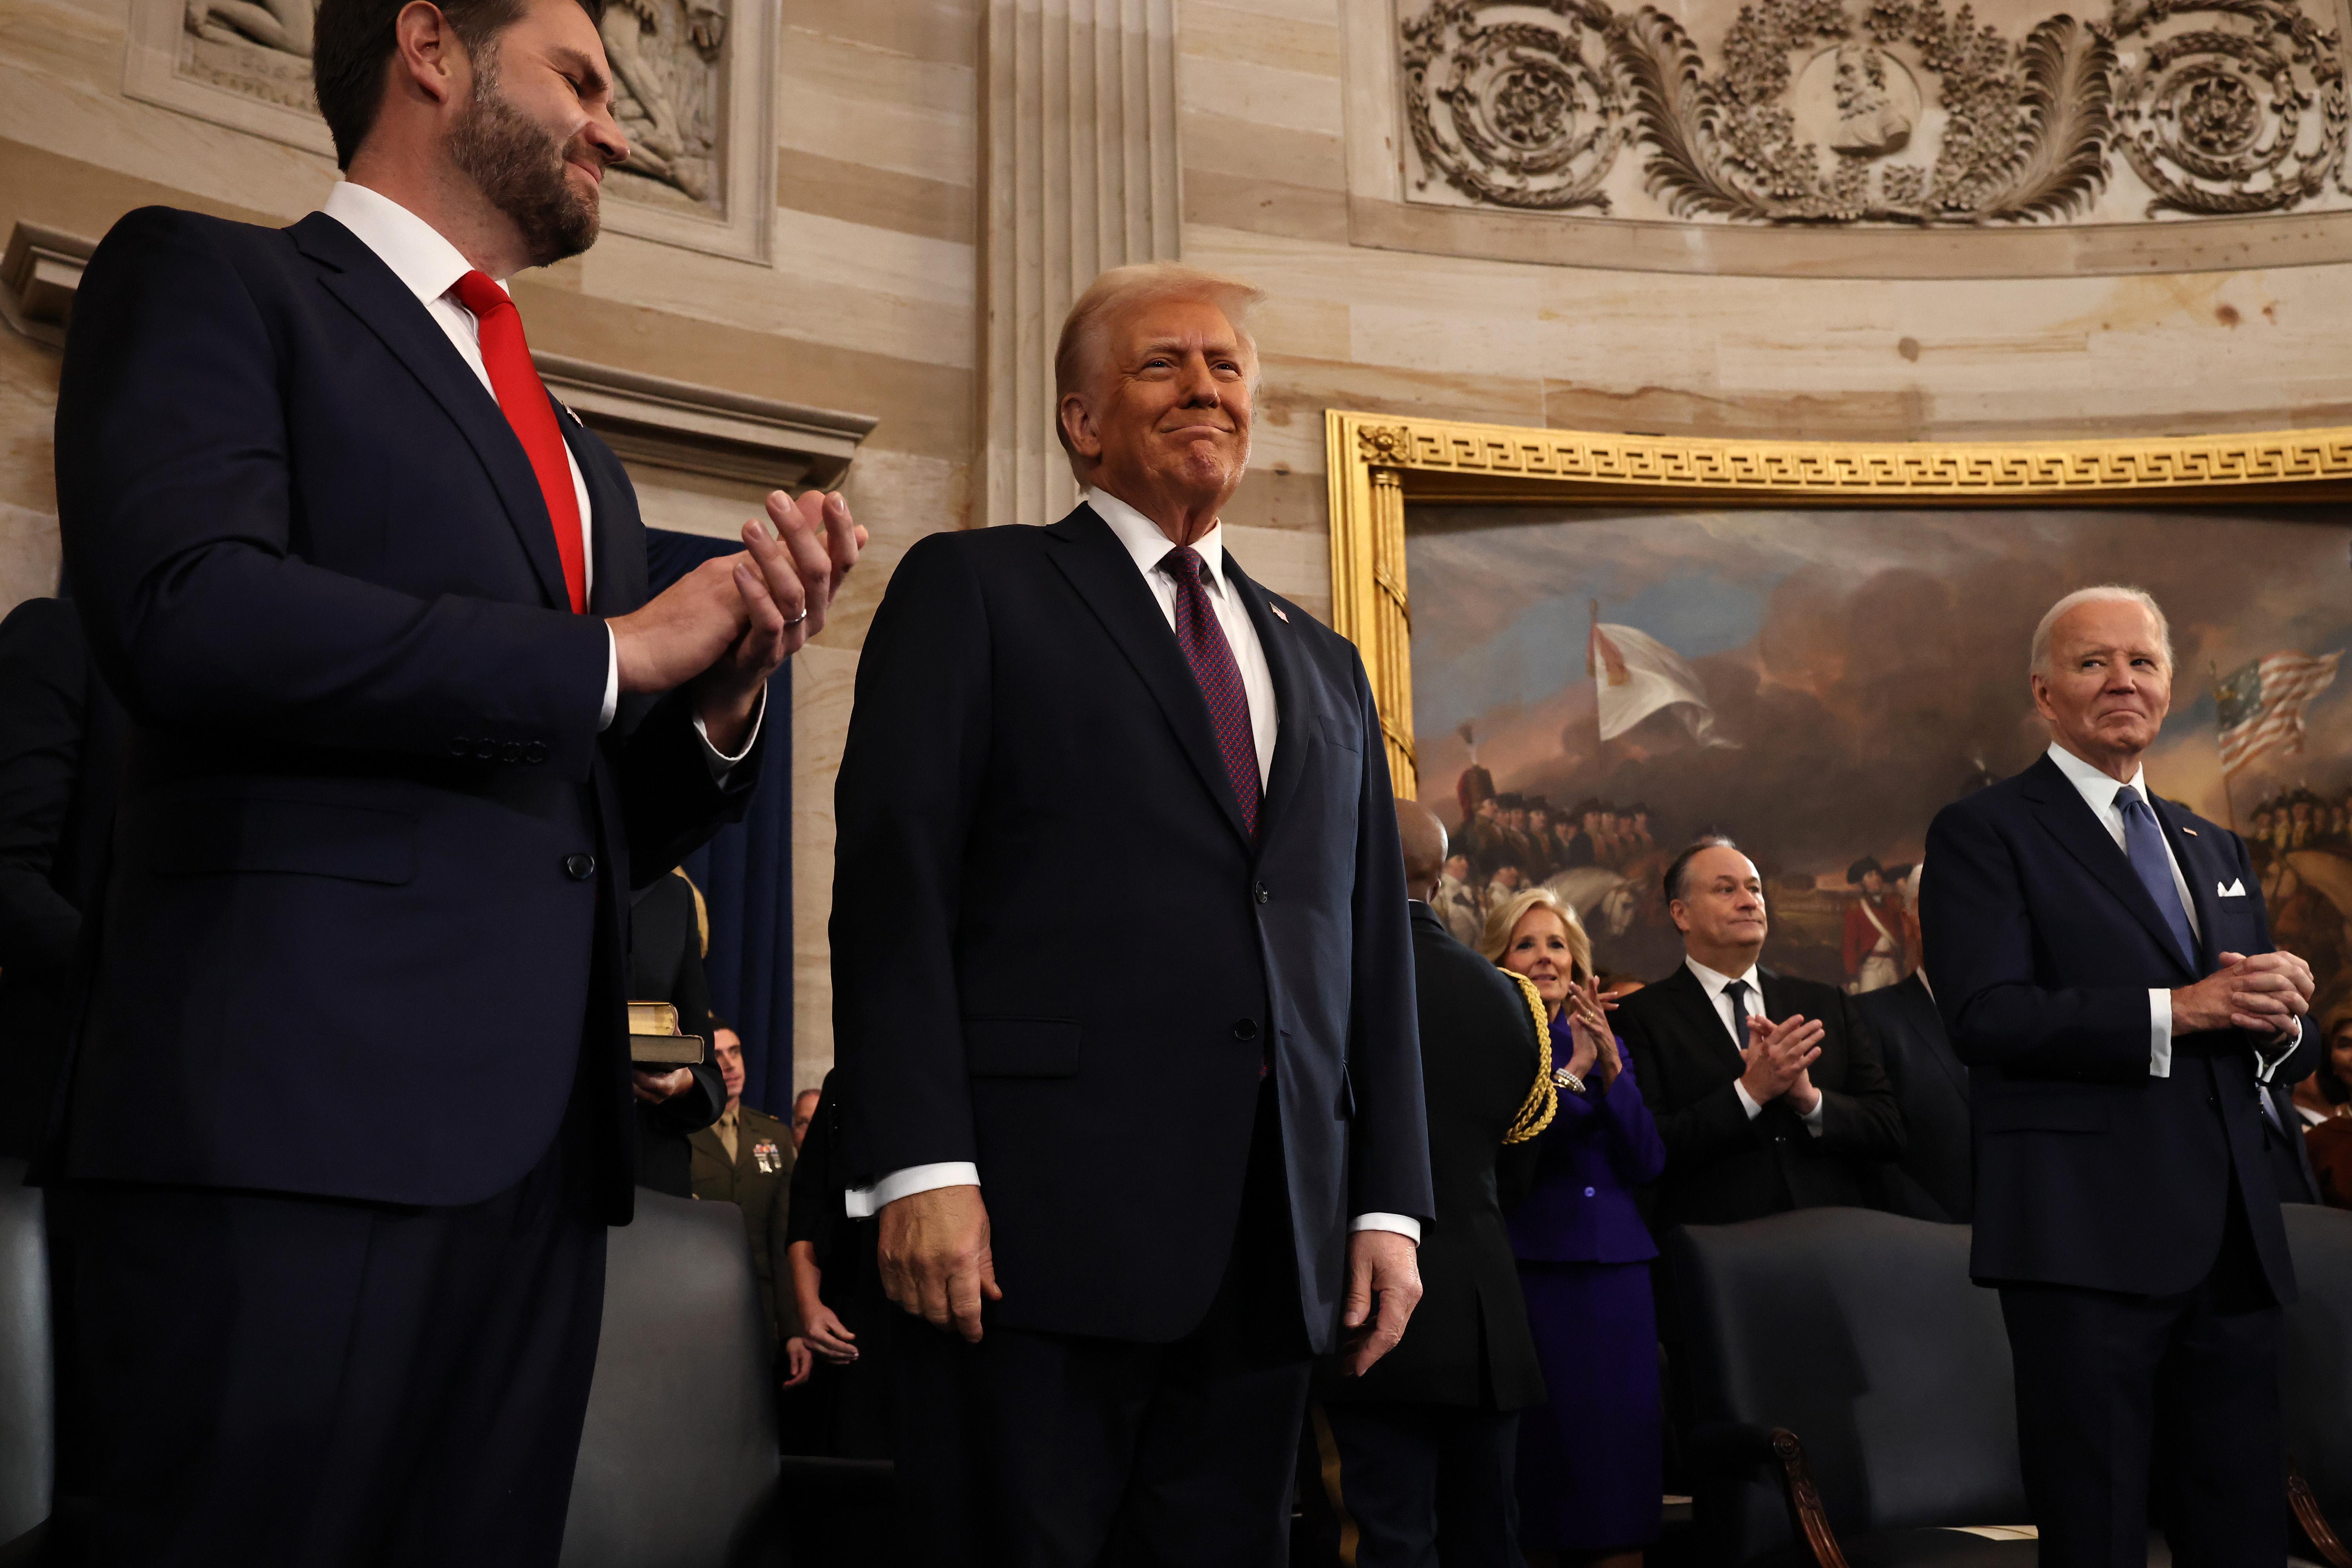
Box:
[2116,784,2198,972]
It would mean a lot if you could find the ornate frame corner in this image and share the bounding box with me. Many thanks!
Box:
[1323,408,2352,797]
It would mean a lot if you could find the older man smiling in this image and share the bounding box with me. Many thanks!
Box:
[830,265,1434,1564]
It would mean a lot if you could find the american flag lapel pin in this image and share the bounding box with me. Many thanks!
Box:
[2181,826,2198,837]
[1270,601,1289,623]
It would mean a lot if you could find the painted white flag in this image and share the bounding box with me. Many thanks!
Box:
[1587,610,1737,749]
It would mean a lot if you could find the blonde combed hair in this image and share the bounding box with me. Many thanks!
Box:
[1479,887,1592,982]
[1051,263,1266,479]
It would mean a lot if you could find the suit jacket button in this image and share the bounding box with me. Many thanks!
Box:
[525,742,548,764]
[449,735,472,757]
[564,853,596,881]
[1584,1186,1596,1197]
[1232,1020,1259,1042]
[1255,883,1270,904]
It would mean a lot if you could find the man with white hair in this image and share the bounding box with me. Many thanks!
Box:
[1923,584,2319,1566]
[830,263,1433,1563]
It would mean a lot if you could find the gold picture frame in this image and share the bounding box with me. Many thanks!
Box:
[1322,410,2352,797]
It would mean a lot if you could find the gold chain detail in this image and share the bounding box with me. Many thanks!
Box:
[1501,970,1558,1145]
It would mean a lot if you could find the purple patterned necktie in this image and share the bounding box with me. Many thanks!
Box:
[1160,546,1261,838]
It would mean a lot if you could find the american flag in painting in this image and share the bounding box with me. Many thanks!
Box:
[2215,651,2343,775]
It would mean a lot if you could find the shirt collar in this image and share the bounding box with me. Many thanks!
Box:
[319,181,496,312]
[2045,740,2147,817]
[1685,954,1760,996]
[1086,486,1226,597]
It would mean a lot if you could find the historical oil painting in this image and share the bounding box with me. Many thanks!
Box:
[1409,505,2352,1007]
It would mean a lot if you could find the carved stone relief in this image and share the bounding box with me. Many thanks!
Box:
[122,0,774,260]
[1398,0,2351,224]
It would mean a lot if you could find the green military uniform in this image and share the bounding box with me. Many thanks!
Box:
[688,1102,798,1349]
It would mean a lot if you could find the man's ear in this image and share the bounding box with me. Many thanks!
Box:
[1058,392,1102,463]
[392,0,465,106]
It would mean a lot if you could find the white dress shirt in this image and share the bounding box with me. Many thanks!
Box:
[844,487,1419,1244]
[2042,742,2299,1078]
[315,181,760,770]
[1684,956,1826,1136]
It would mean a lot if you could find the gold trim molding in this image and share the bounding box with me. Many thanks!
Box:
[1323,408,2352,794]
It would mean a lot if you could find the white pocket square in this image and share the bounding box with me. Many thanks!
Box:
[2218,878,2247,898]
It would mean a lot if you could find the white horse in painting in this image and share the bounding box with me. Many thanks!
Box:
[1545,867,1639,939]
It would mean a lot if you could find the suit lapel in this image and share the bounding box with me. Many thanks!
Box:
[562,412,642,617]
[1662,965,1745,1071]
[291,214,573,613]
[2151,796,2225,971]
[1226,555,1307,855]
[1043,506,1251,847]
[2018,754,2197,979]
[1898,976,1969,1099]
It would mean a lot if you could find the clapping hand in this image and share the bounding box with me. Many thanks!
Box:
[2174,950,2315,1040]
[1564,976,1621,1092]
[1741,1011,1826,1114]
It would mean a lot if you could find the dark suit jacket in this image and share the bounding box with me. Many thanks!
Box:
[53,206,757,1221]
[831,504,1433,1352]
[1922,752,2319,1298]
[1328,902,1544,1408]
[0,599,126,1160]
[1617,963,1906,1232]
[2261,1082,2321,1205]
[1856,973,1973,1222]
[690,1103,797,1345]
[629,869,725,1196]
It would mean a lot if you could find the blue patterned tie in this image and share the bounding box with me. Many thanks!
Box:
[2117,785,2198,971]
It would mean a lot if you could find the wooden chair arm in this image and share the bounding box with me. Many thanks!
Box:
[1685,1422,1851,1568]
[2290,1459,2352,1568]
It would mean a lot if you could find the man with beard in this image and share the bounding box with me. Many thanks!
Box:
[51,0,863,1557]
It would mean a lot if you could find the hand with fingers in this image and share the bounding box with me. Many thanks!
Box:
[877,1184,1000,1343]
[2175,949,2317,1040]
[781,1337,814,1388]
[1566,976,1618,1091]
[1339,1228,1423,1376]
[1741,1011,1826,1112]
[604,487,867,751]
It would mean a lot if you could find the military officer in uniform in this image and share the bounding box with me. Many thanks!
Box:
[690,1021,806,1376]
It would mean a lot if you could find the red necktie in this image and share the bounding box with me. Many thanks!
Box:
[453,270,587,613]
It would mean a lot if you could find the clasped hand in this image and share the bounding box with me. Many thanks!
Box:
[1741,1012,1825,1115]
[606,489,866,753]
[2172,949,2315,1040]
[1561,975,1622,1092]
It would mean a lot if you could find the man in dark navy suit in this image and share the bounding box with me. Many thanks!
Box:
[1923,586,2318,1568]
[1853,927,1973,1222]
[52,0,859,1557]
[831,264,1433,1564]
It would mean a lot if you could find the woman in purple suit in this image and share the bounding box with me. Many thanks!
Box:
[1483,888,1667,1568]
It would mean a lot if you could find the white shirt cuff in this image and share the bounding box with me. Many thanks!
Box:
[1350,1213,1422,1243]
[690,683,765,785]
[1801,1096,1826,1137]
[1734,1080,1764,1120]
[599,627,620,731]
[842,1160,978,1219]
[2150,987,2174,1079]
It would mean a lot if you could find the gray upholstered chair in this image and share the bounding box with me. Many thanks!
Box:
[2283,1203,2352,1568]
[0,1160,53,1566]
[560,1188,783,1568]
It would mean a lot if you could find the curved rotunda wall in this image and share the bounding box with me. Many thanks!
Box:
[1182,0,2352,627]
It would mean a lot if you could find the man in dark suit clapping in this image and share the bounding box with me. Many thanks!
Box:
[1923,586,2318,1566]
[1616,839,1906,1232]
[1311,800,1546,1568]
[831,263,1433,1564]
[53,0,861,1552]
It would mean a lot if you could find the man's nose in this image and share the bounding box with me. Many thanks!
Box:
[1176,359,1220,405]
[586,109,631,168]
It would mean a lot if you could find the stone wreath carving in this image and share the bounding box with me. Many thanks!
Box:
[1399,0,2348,223]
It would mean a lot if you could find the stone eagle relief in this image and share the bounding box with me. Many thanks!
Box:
[1399,0,2351,223]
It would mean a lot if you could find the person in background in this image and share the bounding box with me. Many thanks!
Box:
[1485,886,1666,1568]
[688,1020,806,1380]
[1617,838,1906,1233]
[1487,863,1525,912]
[1842,857,1904,995]
[780,1072,893,1459]
[629,867,725,1196]
[790,1085,822,1151]
[1435,850,1483,947]
[1309,803,1548,1568]
[2291,1001,2352,1207]
[1856,873,1971,1223]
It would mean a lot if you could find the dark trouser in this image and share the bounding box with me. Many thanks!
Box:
[893,1080,1313,1568]
[1312,1401,1521,1568]
[70,1105,607,1568]
[1998,1186,2284,1568]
